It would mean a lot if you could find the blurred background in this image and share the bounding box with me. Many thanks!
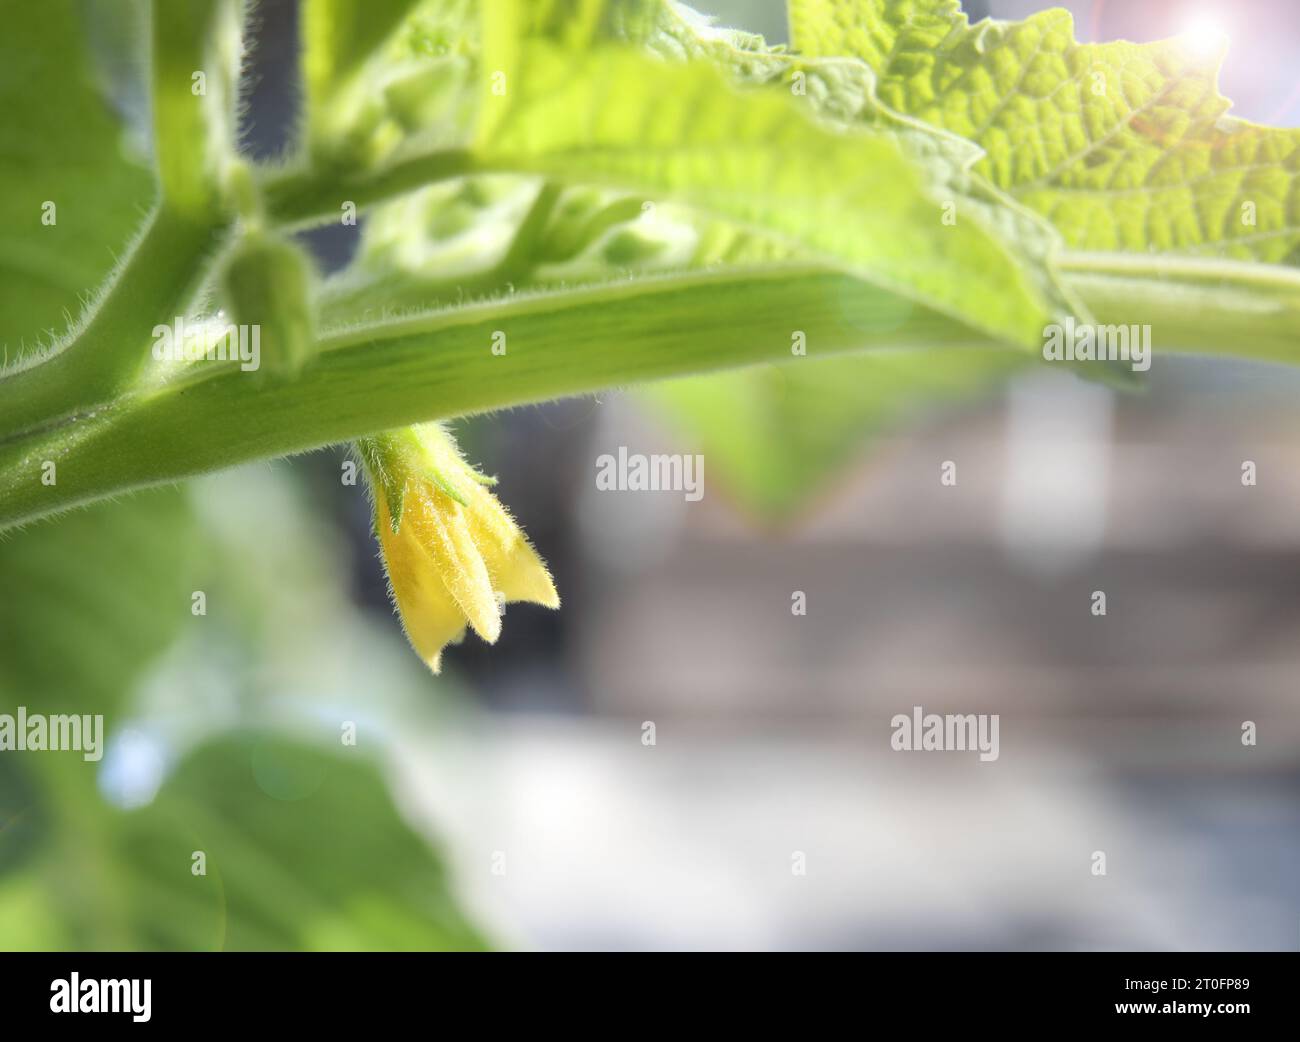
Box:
[3,0,1300,951]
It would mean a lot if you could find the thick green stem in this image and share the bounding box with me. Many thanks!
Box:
[1059,251,1300,363]
[1,243,1296,530]
[0,266,985,528]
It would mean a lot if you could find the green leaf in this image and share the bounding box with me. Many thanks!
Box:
[790,0,1300,265]
[0,490,201,721]
[111,736,487,950]
[474,0,1070,347]
[0,0,154,360]
[645,347,1028,515]
[0,735,487,951]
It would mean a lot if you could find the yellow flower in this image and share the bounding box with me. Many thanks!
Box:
[358,423,559,673]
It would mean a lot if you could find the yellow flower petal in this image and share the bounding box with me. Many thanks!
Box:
[404,484,503,643]
[375,495,468,673]
[462,480,559,609]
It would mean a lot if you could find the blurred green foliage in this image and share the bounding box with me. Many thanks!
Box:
[0,0,485,952]
[0,485,489,951]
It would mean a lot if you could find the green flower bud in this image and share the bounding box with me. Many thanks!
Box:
[221,231,317,381]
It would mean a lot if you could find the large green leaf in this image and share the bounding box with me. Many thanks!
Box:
[112,735,486,951]
[0,734,486,951]
[790,0,1300,265]
[472,0,1071,347]
[0,0,154,359]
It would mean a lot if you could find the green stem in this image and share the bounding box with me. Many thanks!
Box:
[152,0,234,219]
[0,149,481,434]
[260,149,479,228]
[1059,251,1300,363]
[1,242,1297,530]
[0,207,227,439]
[494,181,563,284]
[0,266,986,528]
